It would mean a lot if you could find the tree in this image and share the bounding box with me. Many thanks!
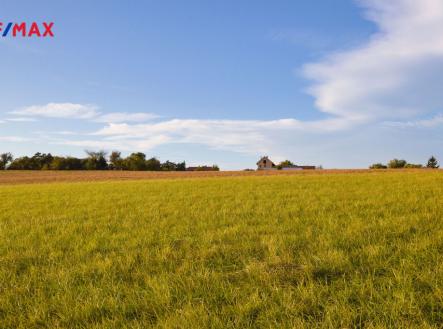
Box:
[109,151,124,170]
[8,153,54,170]
[176,161,186,171]
[388,159,407,169]
[50,156,84,170]
[160,160,177,171]
[8,156,33,170]
[427,156,439,169]
[146,157,161,171]
[369,163,387,169]
[125,152,147,171]
[84,150,108,170]
[277,160,294,170]
[405,163,423,168]
[0,153,13,170]
[31,152,53,170]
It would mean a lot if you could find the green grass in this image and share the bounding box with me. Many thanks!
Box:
[1,172,443,328]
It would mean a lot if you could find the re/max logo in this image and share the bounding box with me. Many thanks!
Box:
[0,22,54,37]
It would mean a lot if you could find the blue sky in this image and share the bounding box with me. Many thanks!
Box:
[1,0,443,169]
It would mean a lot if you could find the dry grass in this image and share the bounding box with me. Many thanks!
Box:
[0,168,431,185]
[1,171,443,327]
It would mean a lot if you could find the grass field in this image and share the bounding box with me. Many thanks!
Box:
[1,171,443,328]
[0,169,383,185]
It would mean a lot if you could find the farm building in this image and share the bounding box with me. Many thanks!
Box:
[256,156,276,170]
[256,156,315,170]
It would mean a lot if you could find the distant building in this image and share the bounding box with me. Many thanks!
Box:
[256,156,315,170]
[256,156,276,170]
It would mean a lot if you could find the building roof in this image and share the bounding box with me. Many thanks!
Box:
[256,156,275,166]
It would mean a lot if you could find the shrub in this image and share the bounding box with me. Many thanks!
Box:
[405,163,423,168]
[388,159,407,169]
[277,160,294,170]
[369,163,387,169]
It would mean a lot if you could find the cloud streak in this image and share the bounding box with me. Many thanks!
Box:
[0,136,31,142]
[12,103,99,119]
[10,103,159,124]
[84,117,356,154]
[303,0,443,125]
[93,112,159,123]
[384,114,443,128]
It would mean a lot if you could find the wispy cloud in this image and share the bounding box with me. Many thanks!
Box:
[61,135,172,151]
[0,136,31,142]
[10,102,159,124]
[303,0,443,124]
[384,114,443,128]
[71,117,348,154]
[11,103,99,119]
[51,131,79,136]
[5,117,38,122]
[94,112,159,123]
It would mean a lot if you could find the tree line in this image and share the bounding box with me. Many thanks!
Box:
[370,156,439,169]
[0,151,219,171]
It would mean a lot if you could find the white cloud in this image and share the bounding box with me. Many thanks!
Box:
[0,136,31,142]
[384,114,443,128]
[11,103,99,119]
[93,120,272,154]
[94,112,159,123]
[94,117,353,138]
[10,103,159,124]
[5,117,38,122]
[303,0,443,124]
[52,131,78,135]
[60,135,172,151]
[86,118,351,155]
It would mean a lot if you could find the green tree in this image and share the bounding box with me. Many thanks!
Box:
[0,153,13,170]
[427,156,439,169]
[161,160,174,171]
[84,150,108,170]
[176,161,186,171]
[388,159,407,169]
[8,156,33,170]
[125,152,147,171]
[370,163,387,169]
[277,160,294,170]
[31,153,54,170]
[146,157,161,171]
[50,157,84,170]
[405,163,423,168]
[109,151,124,170]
